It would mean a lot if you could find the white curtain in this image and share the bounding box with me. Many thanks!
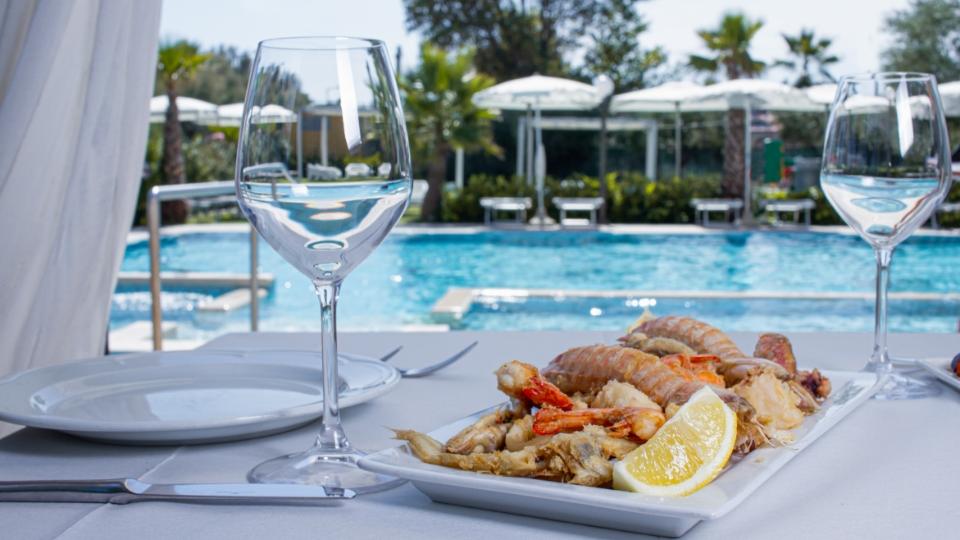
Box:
[0,1,162,379]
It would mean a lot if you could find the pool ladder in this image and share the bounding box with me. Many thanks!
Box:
[146,181,259,351]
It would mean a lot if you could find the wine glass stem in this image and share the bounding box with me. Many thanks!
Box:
[870,247,894,374]
[314,280,350,451]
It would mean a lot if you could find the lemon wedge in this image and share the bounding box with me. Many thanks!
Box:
[613,386,736,497]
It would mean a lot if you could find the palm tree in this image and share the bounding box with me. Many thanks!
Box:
[776,29,839,88]
[401,44,500,222]
[689,13,765,198]
[156,41,210,223]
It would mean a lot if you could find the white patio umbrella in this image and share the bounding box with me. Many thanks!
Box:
[937,81,960,117]
[208,103,297,126]
[149,95,218,123]
[805,83,837,107]
[611,81,709,177]
[686,79,823,218]
[473,74,601,224]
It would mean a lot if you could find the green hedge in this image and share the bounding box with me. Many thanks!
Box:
[440,173,854,225]
[440,172,722,224]
[937,181,960,228]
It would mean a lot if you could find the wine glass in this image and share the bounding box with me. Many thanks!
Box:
[821,72,952,400]
[235,37,411,491]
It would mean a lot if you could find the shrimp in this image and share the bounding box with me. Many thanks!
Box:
[627,315,746,360]
[753,333,797,374]
[590,380,660,411]
[623,316,785,384]
[754,333,831,401]
[619,332,697,357]
[660,353,726,387]
[542,345,767,453]
[496,360,574,410]
[533,407,665,441]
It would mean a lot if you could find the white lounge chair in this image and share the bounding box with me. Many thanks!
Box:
[410,180,429,205]
[306,164,343,180]
[552,197,604,227]
[344,162,373,178]
[691,198,744,226]
[479,197,532,225]
[760,198,815,227]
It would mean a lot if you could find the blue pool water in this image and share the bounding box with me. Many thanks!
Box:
[112,229,960,337]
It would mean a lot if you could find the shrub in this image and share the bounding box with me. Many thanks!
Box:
[439,172,724,223]
[936,181,960,228]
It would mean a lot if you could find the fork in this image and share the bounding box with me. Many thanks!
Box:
[378,341,478,378]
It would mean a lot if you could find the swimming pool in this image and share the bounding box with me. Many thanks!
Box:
[111,228,960,338]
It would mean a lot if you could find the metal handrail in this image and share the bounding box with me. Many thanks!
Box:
[146,181,258,350]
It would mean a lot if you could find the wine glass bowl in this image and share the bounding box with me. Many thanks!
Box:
[235,36,410,491]
[821,72,952,400]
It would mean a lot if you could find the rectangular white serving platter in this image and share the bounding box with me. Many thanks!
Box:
[359,370,877,537]
[918,358,960,393]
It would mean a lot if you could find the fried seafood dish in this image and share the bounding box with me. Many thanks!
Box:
[396,316,832,491]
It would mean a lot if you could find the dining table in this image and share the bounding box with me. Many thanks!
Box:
[0,329,958,539]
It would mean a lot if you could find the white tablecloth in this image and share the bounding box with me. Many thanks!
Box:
[1,330,958,539]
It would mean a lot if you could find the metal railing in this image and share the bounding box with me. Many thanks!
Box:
[146,181,258,350]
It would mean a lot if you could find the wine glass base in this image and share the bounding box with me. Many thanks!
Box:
[869,370,941,401]
[248,447,405,494]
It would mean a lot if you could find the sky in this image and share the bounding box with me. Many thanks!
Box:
[160,0,911,79]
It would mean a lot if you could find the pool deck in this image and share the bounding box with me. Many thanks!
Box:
[431,287,960,325]
[127,221,960,242]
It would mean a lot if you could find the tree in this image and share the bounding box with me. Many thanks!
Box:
[775,29,839,88]
[158,46,251,104]
[156,40,210,223]
[578,0,665,221]
[403,0,642,81]
[881,0,960,81]
[689,13,765,198]
[401,45,501,222]
[580,1,665,91]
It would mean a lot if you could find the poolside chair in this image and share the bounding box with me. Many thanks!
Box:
[410,180,429,206]
[760,199,815,227]
[479,197,532,225]
[344,162,373,178]
[552,197,604,227]
[691,198,744,226]
[306,163,343,180]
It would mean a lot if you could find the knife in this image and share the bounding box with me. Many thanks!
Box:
[0,478,354,505]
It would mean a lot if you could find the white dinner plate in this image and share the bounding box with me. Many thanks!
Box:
[917,357,960,393]
[0,350,400,445]
[359,370,876,537]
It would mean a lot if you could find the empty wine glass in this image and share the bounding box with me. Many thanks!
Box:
[821,72,952,400]
[235,37,411,491]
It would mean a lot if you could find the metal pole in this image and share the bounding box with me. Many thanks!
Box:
[455,147,465,189]
[516,117,525,178]
[321,115,329,166]
[743,105,753,225]
[645,120,658,181]
[535,106,546,224]
[598,105,609,223]
[296,111,304,177]
[674,104,682,178]
[146,186,163,351]
[525,105,534,185]
[249,226,259,331]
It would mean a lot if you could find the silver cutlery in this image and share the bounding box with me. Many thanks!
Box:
[379,340,478,378]
[0,478,354,505]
